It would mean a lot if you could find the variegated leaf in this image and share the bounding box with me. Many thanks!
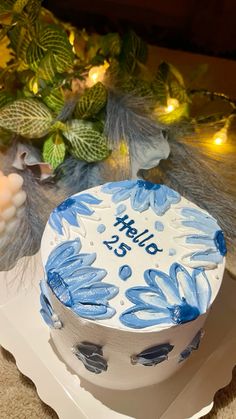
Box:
[37,51,56,82]
[74,82,107,119]
[121,30,147,73]
[0,99,53,138]
[63,120,110,162]
[39,24,74,73]
[43,131,66,169]
[13,0,29,13]
[42,87,64,113]
[0,91,14,108]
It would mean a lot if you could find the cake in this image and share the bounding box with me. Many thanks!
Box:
[40,180,226,389]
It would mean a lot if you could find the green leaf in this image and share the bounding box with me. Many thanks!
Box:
[74,82,107,119]
[26,40,45,71]
[63,119,110,162]
[43,131,66,169]
[152,62,169,105]
[37,51,56,82]
[120,30,147,73]
[13,0,29,13]
[0,98,53,138]
[42,87,64,113]
[100,33,121,57]
[39,24,74,73]
[0,92,14,108]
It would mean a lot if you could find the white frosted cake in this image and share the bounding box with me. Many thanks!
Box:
[40,180,226,389]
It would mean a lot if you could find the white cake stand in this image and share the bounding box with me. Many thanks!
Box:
[0,253,236,419]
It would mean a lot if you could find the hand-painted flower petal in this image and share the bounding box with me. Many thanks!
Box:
[102,180,136,194]
[40,280,52,305]
[180,208,219,235]
[144,269,181,305]
[49,212,63,235]
[46,239,81,271]
[74,201,94,216]
[182,249,223,269]
[130,187,151,212]
[150,187,167,216]
[40,308,54,327]
[62,209,80,227]
[170,263,198,307]
[165,186,181,203]
[65,267,107,287]
[194,269,211,313]
[72,283,119,304]
[178,234,215,247]
[125,286,167,308]
[47,271,72,306]
[40,292,53,317]
[75,193,102,205]
[72,303,116,319]
[56,253,96,278]
[120,306,173,329]
[112,188,133,203]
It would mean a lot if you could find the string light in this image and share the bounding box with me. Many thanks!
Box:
[165,97,179,113]
[87,61,110,87]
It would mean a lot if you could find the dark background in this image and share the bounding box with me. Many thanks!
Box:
[45,0,236,59]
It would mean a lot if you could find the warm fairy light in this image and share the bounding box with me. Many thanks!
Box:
[69,31,75,46]
[165,98,179,113]
[213,128,227,146]
[87,61,110,87]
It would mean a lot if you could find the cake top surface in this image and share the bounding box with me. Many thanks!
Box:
[41,180,226,331]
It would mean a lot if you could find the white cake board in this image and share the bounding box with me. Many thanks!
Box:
[0,253,236,419]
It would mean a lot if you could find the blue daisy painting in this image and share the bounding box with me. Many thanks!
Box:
[120,263,212,329]
[174,207,227,269]
[45,238,118,320]
[102,179,180,215]
[49,193,102,235]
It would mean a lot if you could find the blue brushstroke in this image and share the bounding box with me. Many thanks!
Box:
[131,343,174,366]
[154,221,164,232]
[116,204,127,215]
[39,281,62,329]
[97,224,106,233]
[120,262,211,329]
[45,238,119,320]
[102,180,180,216]
[73,342,108,374]
[169,248,176,256]
[119,265,132,281]
[179,330,203,362]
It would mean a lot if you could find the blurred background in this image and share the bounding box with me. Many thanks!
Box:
[45,0,236,59]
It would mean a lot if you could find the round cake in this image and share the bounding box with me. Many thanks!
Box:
[40,180,226,389]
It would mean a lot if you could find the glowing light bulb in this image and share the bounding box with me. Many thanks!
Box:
[165,98,179,113]
[213,128,227,146]
[87,61,109,87]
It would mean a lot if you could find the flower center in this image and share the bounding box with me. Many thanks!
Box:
[214,230,227,256]
[57,198,75,212]
[169,301,200,324]
[137,180,161,190]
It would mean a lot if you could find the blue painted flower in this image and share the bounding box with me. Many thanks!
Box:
[131,343,174,366]
[40,280,62,329]
[102,180,180,216]
[179,329,204,363]
[120,263,212,329]
[173,207,227,269]
[72,342,108,374]
[49,193,102,235]
[45,238,118,320]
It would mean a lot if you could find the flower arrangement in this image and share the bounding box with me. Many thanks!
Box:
[0,0,235,172]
